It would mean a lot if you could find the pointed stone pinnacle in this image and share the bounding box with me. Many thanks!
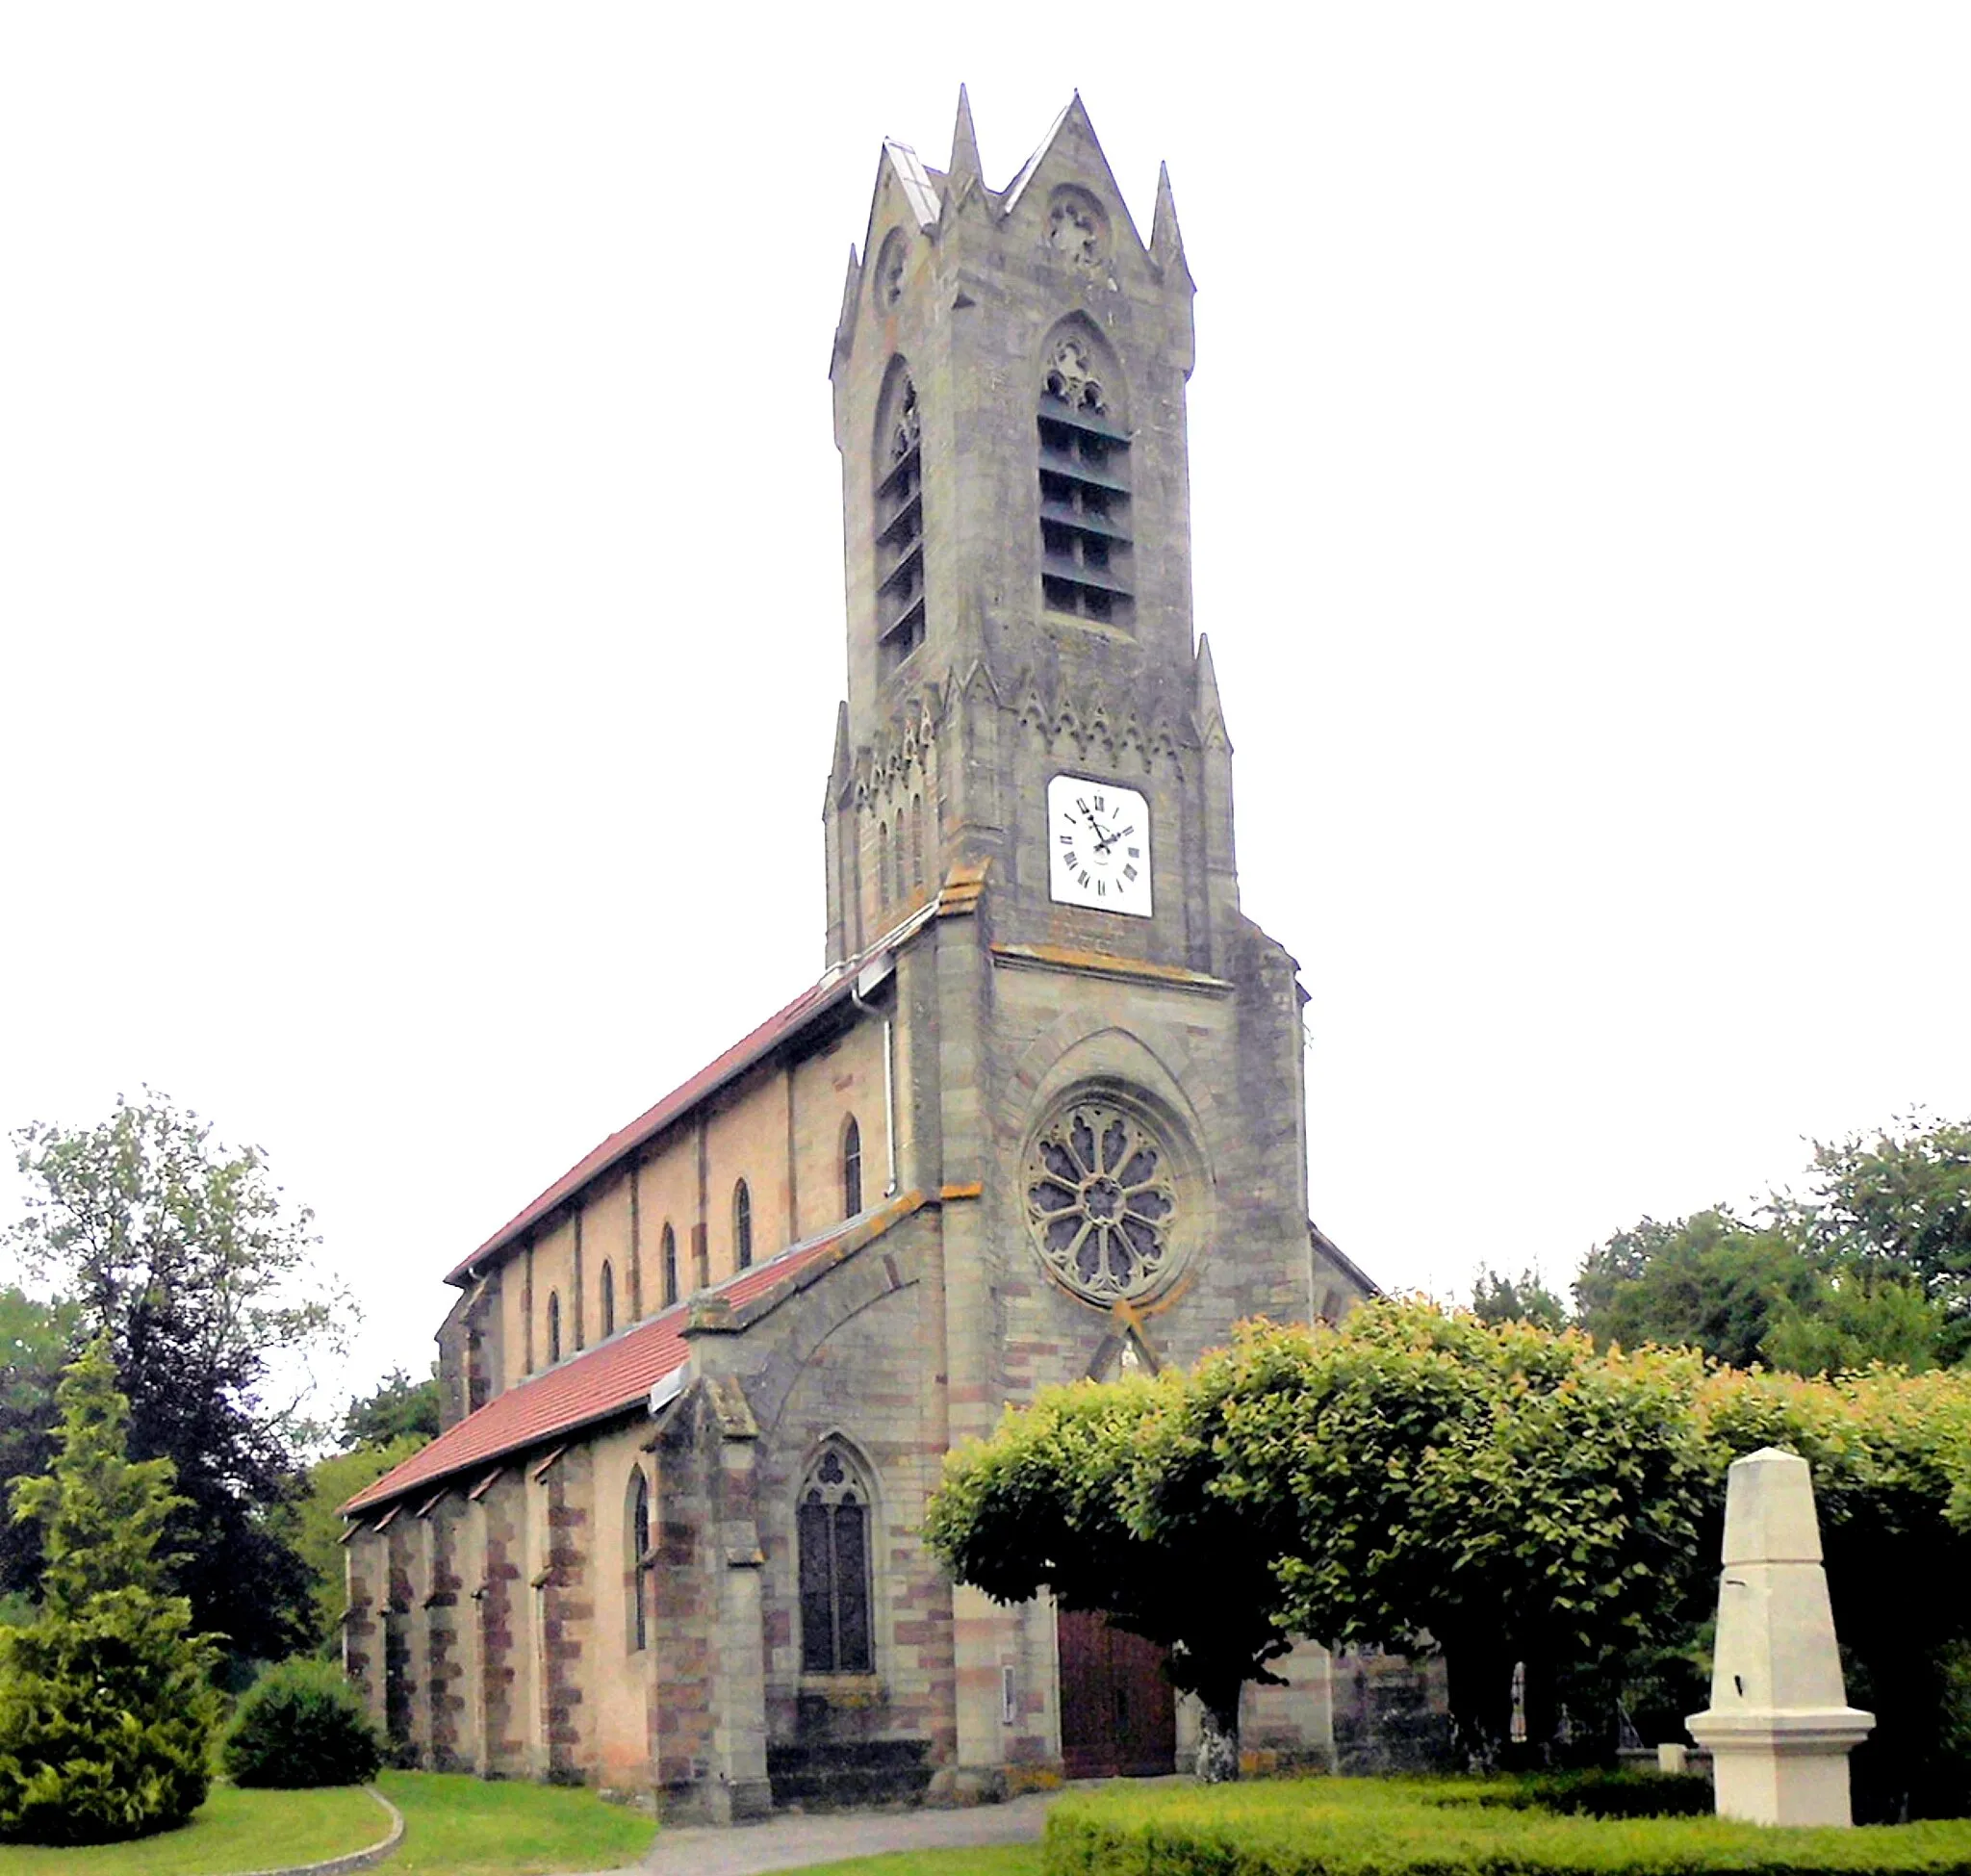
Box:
[1194,632,1220,704]
[1152,162,1184,261]
[831,244,862,371]
[830,699,852,785]
[948,84,983,191]
[1195,634,1230,747]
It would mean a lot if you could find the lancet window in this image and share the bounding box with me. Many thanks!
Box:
[798,1446,874,1674]
[733,1178,753,1272]
[875,363,926,670]
[547,1291,562,1365]
[842,1116,862,1219]
[660,1223,678,1308]
[1037,332,1133,628]
[626,1468,652,1653]
[600,1259,615,1339]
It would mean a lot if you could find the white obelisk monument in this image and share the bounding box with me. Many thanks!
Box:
[1686,1447,1874,1826]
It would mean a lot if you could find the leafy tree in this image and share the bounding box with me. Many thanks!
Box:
[930,1303,1720,1777]
[926,1372,1295,1781]
[5,1092,351,1661]
[1574,1210,1818,1369]
[0,1339,218,1843]
[1574,1116,1971,1375]
[1777,1114,1971,1362]
[339,1366,440,1451]
[1196,1305,1715,1764]
[1762,1271,1947,1377]
[1471,1267,1567,1330]
[0,1290,76,1601]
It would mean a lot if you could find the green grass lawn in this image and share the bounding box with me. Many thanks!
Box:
[0,1769,654,1876]
[0,1782,387,1875]
[380,1768,656,1875]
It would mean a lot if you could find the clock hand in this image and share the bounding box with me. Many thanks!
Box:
[1094,823,1134,854]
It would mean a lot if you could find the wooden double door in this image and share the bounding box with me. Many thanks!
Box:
[1057,1607,1176,1779]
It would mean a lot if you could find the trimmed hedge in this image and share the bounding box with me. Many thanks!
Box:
[222,1658,385,1788]
[1042,1776,1971,1876]
[1489,1769,1715,1818]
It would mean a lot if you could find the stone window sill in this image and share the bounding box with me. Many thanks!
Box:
[798,1672,885,1707]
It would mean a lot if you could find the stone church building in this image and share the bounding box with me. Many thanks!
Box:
[342,92,1389,1820]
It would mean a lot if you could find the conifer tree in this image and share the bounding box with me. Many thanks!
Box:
[0,1338,218,1844]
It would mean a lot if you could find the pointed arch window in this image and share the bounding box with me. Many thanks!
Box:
[910,794,924,893]
[799,1447,874,1674]
[842,1116,863,1219]
[660,1223,678,1309]
[1038,332,1133,629]
[733,1178,753,1272]
[875,363,926,670]
[626,1468,652,1653]
[600,1259,616,1339]
[878,820,890,912]
[547,1292,562,1366]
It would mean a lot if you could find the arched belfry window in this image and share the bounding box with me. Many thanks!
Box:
[1038,328,1133,629]
[842,1116,863,1219]
[547,1291,562,1365]
[799,1446,874,1674]
[626,1468,652,1653]
[600,1259,615,1339]
[733,1178,753,1272]
[875,360,926,670]
[660,1223,678,1309]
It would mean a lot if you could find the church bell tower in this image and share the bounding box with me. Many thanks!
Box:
[823,92,1239,980]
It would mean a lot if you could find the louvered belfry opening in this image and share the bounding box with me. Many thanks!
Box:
[875,371,926,671]
[1037,335,1132,629]
[798,1447,874,1674]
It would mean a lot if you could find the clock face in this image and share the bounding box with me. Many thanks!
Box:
[1047,773,1152,916]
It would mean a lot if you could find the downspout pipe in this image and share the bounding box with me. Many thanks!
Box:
[851,954,900,1199]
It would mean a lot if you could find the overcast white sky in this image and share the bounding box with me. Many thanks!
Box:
[3,6,1967,1412]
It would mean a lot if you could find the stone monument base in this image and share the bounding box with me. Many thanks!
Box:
[1686,1709,1875,1827]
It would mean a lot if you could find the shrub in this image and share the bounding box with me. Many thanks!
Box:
[1044,1776,1971,1876]
[1489,1767,1716,1818]
[223,1658,384,1788]
[0,1340,218,1845]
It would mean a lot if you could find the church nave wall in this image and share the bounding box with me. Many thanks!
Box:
[704,1067,793,1280]
[788,1018,890,1242]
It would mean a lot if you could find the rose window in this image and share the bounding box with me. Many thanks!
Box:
[1025,1103,1177,1302]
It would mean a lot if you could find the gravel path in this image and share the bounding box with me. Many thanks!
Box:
[579,1789,1063,1876]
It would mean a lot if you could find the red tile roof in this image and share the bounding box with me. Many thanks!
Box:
[344,1195,926,1518]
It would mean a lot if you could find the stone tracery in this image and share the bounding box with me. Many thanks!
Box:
[1046,189,1107,269]
[1043,337,1107,417]
[1024,1100,1178,1303]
